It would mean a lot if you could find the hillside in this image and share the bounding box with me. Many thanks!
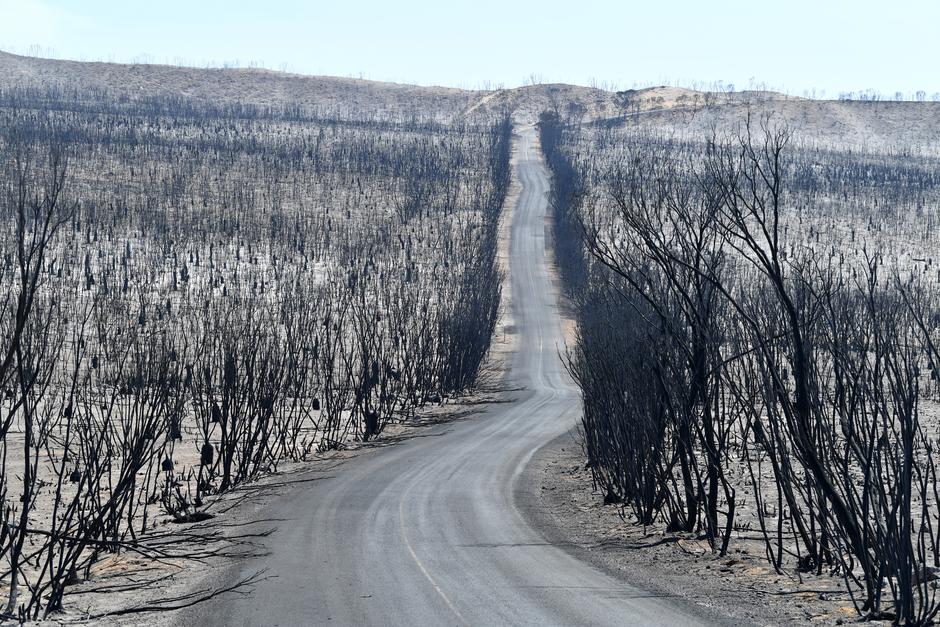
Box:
[2,49,939,152]
[0,50,478,120]
[599,96,940,153]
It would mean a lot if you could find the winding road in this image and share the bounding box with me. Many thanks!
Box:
[178,126,714,626]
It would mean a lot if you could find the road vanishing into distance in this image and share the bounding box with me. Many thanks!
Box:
[178,126,713,626]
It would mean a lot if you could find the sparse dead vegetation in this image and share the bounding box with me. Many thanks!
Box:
[542,108,940,624]
[0,84,511,620]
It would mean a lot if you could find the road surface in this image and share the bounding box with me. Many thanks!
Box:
[178,126,714,626]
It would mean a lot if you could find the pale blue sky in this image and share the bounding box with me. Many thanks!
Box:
[0,0,937,97]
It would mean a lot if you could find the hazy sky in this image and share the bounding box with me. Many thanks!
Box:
[0,0,937,97]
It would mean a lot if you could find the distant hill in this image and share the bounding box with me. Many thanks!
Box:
[2,50,939,152]
[600,96,940,154]
[0,50,478,120]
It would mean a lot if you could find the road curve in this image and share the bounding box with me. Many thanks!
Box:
[177,126,715,626]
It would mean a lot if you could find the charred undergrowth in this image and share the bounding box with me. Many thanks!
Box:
[541,108,940,624]
[0,86,512,620]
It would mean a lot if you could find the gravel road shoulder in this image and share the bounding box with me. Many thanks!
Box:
[516,431,868,626]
